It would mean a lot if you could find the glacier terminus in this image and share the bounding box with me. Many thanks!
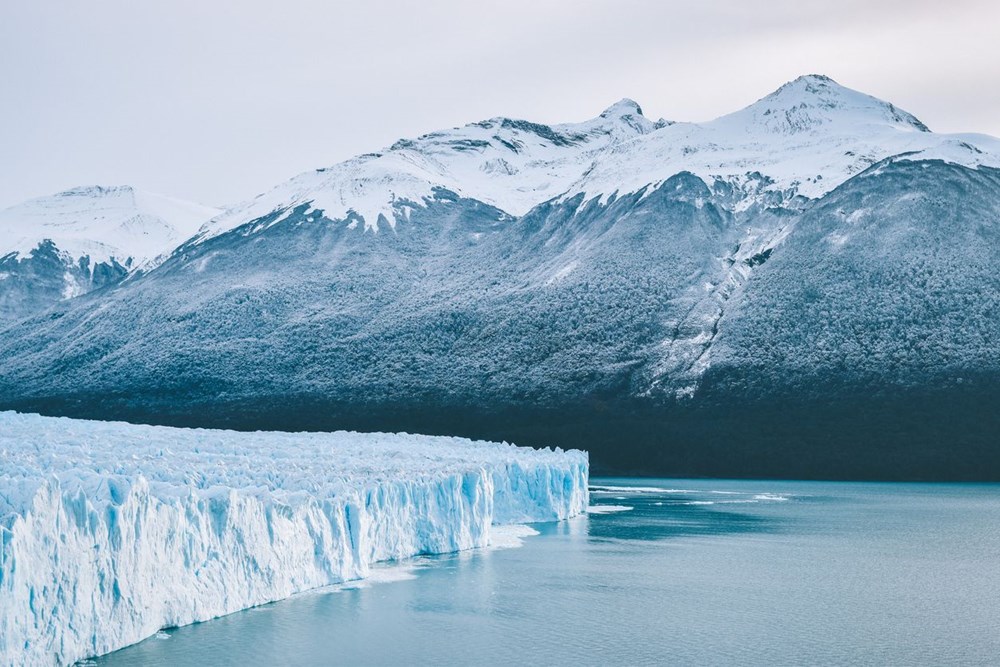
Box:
[0,412,587,665]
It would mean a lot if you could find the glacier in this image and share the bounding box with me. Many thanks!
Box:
[0,411,588,666]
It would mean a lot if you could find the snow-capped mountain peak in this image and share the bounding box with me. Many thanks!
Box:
[600,97,643,117]
[196,101,662,239]
[0,186,222,323]
[712,74,930,135]
[192,74,1000,245]
[562,74,1000,208]
[598,98,649,126]
[0,185,220,268]
[591,98,667,137]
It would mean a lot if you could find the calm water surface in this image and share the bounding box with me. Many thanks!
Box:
[95,479,1000,666]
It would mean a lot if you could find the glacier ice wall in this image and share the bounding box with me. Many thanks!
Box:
[0,412,588,666]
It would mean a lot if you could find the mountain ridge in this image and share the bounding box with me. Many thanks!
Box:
[181,75,1000,252]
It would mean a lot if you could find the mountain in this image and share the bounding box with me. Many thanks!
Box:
[195,96,662,240]
[564,74,998,204]
[0,185,220,324]
[1,75,999,480]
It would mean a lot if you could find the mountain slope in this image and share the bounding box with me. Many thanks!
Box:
[0,186,220,323]
[1,76,998,480]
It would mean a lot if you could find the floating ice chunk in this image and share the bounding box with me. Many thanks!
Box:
[590,485,696,494]
[753,494,790,501]
[586,505,633,514]
[488,524,540,549]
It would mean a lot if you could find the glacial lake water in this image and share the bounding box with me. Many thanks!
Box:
[93,479,1000,666]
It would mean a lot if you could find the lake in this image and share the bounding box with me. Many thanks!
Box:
[93,478,1000,666]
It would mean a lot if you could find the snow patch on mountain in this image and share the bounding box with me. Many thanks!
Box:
[0,412,588,666]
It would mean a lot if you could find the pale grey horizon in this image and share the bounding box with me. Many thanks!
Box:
[2,0,998,210]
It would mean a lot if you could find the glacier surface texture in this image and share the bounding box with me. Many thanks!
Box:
[0,411,588,666]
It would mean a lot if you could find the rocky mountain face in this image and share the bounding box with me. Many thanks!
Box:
[1,76,998,480]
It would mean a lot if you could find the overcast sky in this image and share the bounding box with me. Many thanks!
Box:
[2,0,998,210]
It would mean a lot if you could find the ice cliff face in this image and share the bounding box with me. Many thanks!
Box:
[0,186,219,325]
[0,411,588,666]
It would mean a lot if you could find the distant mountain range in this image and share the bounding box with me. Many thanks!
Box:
[0,185,219,322]
[2,75,998,480]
